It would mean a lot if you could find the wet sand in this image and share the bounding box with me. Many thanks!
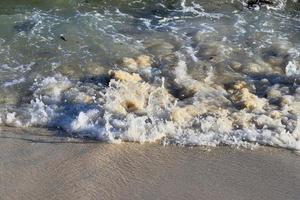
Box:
[0,126,300,200]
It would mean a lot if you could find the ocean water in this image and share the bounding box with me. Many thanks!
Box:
[0,0,299,151]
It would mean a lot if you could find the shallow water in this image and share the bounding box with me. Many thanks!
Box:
[0,0,299,150]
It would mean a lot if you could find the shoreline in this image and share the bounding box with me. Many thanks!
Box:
[1,127,299,200]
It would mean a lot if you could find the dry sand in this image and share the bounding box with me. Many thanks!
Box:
[0,126,299,200]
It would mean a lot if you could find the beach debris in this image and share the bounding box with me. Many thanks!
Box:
[60,34,67,41]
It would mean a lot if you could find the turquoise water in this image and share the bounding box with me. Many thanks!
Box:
[0,0,299,150]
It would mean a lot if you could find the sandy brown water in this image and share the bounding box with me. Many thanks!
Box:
[0,126,299,200]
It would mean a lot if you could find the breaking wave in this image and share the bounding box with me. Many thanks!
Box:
[0,0,299,151]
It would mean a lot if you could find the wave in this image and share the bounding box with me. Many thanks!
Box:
[0,0,299,151]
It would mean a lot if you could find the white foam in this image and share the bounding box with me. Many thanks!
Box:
[3,77,25,87]
[0,70,299,151]
[286,60,299,76]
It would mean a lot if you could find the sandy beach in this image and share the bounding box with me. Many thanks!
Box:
[0,126,299,200]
